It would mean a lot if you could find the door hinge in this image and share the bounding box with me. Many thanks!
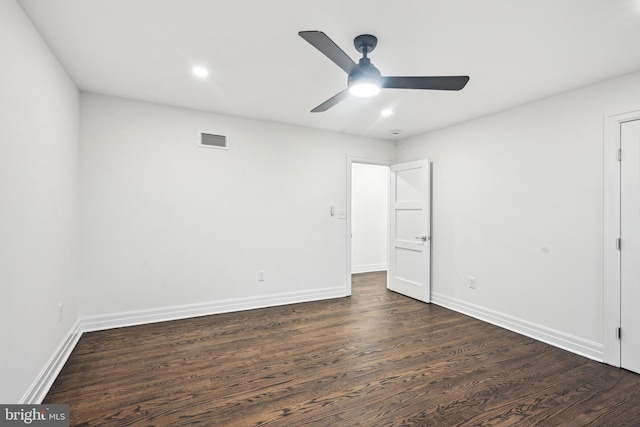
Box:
[617,238,622,251]
[617,327,622,340]
[618,148,622,161]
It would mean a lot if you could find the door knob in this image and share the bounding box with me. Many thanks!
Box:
[414,235,429,241]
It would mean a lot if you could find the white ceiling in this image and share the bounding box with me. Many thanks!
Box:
[17,0,640,140]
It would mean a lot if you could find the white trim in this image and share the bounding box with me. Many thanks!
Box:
[432,292,604,362]
[603,109,640,366]
[346,155,394,297]
[20,320,83,404]
[81,287,347,332]
[351,263,387,274]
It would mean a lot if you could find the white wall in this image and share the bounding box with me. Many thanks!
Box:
[0,0,80,403]
[396,70,640,359]
[80,93,395,321]
[351,163,389,273]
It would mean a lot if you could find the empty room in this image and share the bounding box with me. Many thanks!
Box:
[3,0,640,425]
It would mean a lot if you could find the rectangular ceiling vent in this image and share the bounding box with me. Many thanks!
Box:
[199,132,228,150]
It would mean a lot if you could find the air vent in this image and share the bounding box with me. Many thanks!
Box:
[199,132,228,149]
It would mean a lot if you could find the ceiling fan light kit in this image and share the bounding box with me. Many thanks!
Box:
[348,59,382,97]
[299,30,469,112]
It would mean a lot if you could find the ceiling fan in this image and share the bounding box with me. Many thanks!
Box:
[299,31,470,112]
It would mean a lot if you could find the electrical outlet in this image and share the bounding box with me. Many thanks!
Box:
[258,270,265,282]
[468,277,477,289]
[58,303,64,322]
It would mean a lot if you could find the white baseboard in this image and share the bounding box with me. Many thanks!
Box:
[20,319,83,404]
[351,263,387,274]
[81,286,348,332]
[21,286,347,403]
[24,287,603,404]
[431,292,604,362]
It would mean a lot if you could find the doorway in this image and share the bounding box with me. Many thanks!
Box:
[346,157,393,295]
[346,157,432,301]
[604,110,640,372]
[351,163,390,275]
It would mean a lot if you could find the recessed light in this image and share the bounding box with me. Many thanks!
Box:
[390,129,402,135]
[192,66,209,78]
[381,108,393,117]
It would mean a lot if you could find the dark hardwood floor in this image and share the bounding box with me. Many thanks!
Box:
[45,272,640,426]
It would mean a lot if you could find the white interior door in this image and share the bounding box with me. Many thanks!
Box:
[387,159,431,303]
[620,119,640,374]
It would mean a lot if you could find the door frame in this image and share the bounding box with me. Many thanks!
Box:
[604,109,640,366]
[346,155,394,296]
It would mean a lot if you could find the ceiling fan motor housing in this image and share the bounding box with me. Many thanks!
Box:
[348,57,382,87]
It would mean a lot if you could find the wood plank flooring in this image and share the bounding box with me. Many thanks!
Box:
[45,272,640,426]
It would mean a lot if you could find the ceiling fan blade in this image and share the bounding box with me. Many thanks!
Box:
[311,89,350,112]
[299,31,357,75]
[382,76,470,91]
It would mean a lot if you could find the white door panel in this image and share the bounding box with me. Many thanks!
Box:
[388,159,431,303]
[620,119,640,374]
